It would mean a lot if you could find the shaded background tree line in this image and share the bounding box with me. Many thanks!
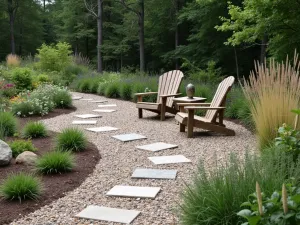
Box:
[1,0,299,76]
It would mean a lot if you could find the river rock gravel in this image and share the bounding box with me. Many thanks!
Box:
[11,92,257,225]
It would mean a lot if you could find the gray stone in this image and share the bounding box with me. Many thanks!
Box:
[112,133,146,142]
[93,109,116,113]
[72,120,97,125]
[72,96,82,100]
[148,155,191,165]
[15,151,38,166]
[132,168,177,180]
[85,126,119,133]
[98,104,117,107]
[106,185,161,199]
[89,100,108,103]
[0,140,12,166]
[136,142,178,152]
[75,205,140,224]
[80,98,93,101]
[74,114,102,119]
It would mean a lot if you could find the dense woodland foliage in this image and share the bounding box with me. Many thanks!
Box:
[1,0,300,76]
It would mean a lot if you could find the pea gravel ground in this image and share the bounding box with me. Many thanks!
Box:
[11,92,257,225]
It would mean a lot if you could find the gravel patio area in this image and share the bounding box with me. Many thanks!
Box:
[11,92,257,225]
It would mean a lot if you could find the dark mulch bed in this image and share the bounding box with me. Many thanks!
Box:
[0,108,101,225]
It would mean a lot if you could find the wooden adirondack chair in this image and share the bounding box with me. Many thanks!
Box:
[175,76,235,137]
[135,70,184,121]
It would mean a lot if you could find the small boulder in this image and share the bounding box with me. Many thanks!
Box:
[16,151,38,166]
[0,140,12,166]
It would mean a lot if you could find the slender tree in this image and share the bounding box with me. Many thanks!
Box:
[119,0,145,72]
[7,0,19,54]
[84,0,103,73]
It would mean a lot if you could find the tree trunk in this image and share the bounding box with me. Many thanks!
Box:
[175,0,179,69]
[260,34,267,64]
[97,0,103,73]
[234,46,239,77]
[8,0,16,54]
[138,0,145,72]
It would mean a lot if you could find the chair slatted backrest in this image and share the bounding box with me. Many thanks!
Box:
[205,76,235,122]
[157,70,184,107]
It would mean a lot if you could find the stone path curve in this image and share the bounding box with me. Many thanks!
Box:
[11,92,256,225]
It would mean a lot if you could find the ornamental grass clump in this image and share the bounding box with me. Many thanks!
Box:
[179,149,300,225]
[22,121,47,138]
[56,128,87,152]
[0,173,42,202]
[242,53,300,148]
[36,151,75,174]
[0,111,17,137]
[6,54,21,67]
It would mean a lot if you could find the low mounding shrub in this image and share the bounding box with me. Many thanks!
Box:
[0,112,17,137]
[37,74,50,83]
[179,149,300,225]
[11,67,33,91]
[52,88,72,108]
[9,140,37,157]
[36,151,75,174]
[120,83,133,100]
[79,80,92,93]
[6,54,21,67]
[97,82,107,96]
[0,173,41,202]
[22,121,47,138]
[56,128,87,152]
[104,82,120,98]
[11,84,72,117]
[243,55,300,148]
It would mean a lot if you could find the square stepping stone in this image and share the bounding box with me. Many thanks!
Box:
[80,98,93,101]
[72,96,82,100]
[72,120,97,125]
[106,185,160,199]
[74,114,102,119]
[93,109,116,113]
[85,126,119,133]
[148,155,191,165]
[75,205,140,224]
[136,142,178,152]
[98,104,117,107]
[132,168,177,180]
[89,100,108,103]
[112,133,147,142]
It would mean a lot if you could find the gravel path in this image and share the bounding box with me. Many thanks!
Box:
[11,92,257,225]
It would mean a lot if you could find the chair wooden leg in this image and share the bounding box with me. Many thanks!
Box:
[187,109,194,138]
[138,109,143,118]
[160,97,167,121]
[180,124,185,132]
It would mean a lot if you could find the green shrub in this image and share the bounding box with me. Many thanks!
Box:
[79,80,92,93]
[237,182,300,225]
[11,68,33,90]
[97,82,107,95]
[0,112,17,137]
[179,149,300,225]
[0,173,41,201]
[37,42,72,71]
[104,82,120,98]
[188,61,223,84]
[52,88,72,108]
[36,151,75,174]
[64,64,87,76]
[120,83,133,100]
[90,81,99,93]
[9,140,37,157]
[37,74,50,83]
[22,121,47,138]
[56,128,87,152]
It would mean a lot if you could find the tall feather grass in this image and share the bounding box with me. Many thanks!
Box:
[243,54,300,148]
[6,54,21,67]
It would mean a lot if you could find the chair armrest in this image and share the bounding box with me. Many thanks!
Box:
[160,93,182,98]
[134,92,158,96]
[176,103,211,107]
[184,106,226,110]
